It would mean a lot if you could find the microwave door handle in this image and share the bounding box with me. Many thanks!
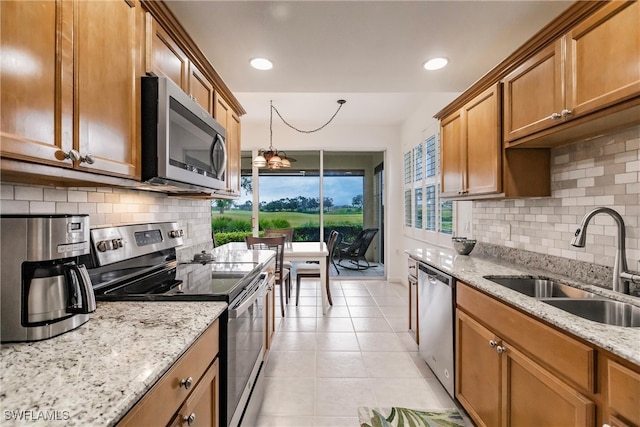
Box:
[210,133,227,180]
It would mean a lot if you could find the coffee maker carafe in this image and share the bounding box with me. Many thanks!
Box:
[1,214,96,342]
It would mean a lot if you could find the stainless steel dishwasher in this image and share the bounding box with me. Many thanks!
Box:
[418,262,455,398]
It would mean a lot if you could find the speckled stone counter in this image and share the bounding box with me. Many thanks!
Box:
[0,301,227,426]
[406,245,640,366]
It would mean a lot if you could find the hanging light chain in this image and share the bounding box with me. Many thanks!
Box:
[271,99,346,134]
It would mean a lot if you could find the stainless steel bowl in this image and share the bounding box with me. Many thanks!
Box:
[452,238,476,255]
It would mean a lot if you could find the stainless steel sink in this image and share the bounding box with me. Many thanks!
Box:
[541,299,640,327]
[484,276,596,298]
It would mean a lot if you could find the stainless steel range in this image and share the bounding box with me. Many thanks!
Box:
[81,222,275,427]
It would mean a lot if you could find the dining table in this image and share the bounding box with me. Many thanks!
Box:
[223,241,330,314]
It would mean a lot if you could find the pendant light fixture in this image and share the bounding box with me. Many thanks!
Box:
[252,99,346,169]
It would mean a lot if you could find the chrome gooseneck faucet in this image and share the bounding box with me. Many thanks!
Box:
[571,207,640,294]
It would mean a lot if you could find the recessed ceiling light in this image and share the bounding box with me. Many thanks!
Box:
[250,57,273,71]
[423,57,448,71]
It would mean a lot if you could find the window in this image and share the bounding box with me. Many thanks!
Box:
[414,188,423,229]
[403,152,412,185]
[413,144,423,182]
[404,190,412,227]
[404,133,454,243]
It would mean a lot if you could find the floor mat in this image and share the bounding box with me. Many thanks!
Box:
[358,406,466,427]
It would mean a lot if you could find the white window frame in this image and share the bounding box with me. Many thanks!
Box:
[403,133,454,247]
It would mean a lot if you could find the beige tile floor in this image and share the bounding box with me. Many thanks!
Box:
[252,279,472,427]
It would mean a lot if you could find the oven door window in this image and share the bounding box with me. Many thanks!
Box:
[168,97,225,180]
[227,288,264,421]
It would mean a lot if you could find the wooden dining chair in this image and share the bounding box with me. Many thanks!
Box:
[245,235,291,317]
[264,228,294,293]
[294,230,340,306]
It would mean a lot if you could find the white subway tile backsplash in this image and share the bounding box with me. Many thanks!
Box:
[44,188,67,202]
[0,184,214,248]
[15,186,43,201]
[1,185,13,200]
[474,125,640,272]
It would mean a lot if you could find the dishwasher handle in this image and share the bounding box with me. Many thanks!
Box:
[418,262,453,287]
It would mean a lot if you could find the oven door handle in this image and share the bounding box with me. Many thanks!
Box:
[228,274,269,319]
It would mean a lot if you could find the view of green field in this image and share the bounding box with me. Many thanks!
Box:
[212,209,363,227]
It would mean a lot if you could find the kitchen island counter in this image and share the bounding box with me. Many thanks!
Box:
[406,245,640,366]
[0,301,227,426]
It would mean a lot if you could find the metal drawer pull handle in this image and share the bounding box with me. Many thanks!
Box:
[496,345,506,354]
[561,109,572,117]
[183,412,196,426]
[180,376,193,389]
[489,340,498,348]
[550,112,562,120]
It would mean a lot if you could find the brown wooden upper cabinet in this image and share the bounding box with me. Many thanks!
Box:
[1,0,140,179]
[503,0,640,144]
[441,85,502,198]
[214,94,241,196]
[146,14,214,116]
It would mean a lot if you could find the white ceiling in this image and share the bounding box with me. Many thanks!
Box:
[166,1,573,125]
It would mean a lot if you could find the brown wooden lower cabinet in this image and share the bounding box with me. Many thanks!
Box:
[169,359,219,427]
[606,359,640,426]
[456,281,640,427]
[118,319,220,427]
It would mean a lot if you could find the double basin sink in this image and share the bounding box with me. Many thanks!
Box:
[483,276,640,328]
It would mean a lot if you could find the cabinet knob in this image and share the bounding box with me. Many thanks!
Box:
[183,412,196,426]
[561,109,572,118]
[489,340,498,348]
[496,345,506,354]
[550,112,562,120]
[80,153,95,165]
[179,376,193,389]
[56,149,81,162]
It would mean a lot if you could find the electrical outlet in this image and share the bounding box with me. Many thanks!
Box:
[502,224,511,241]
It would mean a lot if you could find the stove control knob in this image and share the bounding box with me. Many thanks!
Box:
[111,239,121,250]
[169,230,183,238]
[97,240,112,252]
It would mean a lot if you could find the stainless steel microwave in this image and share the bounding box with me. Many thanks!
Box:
[141,76,227,192]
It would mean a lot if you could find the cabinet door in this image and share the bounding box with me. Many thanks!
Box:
[607,359,640,426]
[502,343,594,427]
[169,359,220,427]
[408,275,418,344]
[146,14,188,90]
[456,310,501,427]
[464,84,501,196]
[440,110,464,197]
[214,94,241,195]
[503,41,564,142]
[189,63,214,115]
[565,1,640,118]
[0,0,74,167]
[75,0,138,178]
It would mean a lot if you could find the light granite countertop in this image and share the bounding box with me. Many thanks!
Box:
[406,245,640,366]
[0,301,227,426]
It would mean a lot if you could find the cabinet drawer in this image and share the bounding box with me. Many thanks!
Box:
[118,320,220,426]
[457,283,595,392]
[607,359,640,425]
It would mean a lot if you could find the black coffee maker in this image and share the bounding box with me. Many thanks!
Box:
[1,214,96,342]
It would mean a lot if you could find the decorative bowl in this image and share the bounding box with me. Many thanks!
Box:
[452,237,476,255]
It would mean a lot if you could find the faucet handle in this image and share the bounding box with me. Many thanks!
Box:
[621,271,640,285]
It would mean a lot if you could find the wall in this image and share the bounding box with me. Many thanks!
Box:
[473,125,640,273]
[0,184,213,255]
